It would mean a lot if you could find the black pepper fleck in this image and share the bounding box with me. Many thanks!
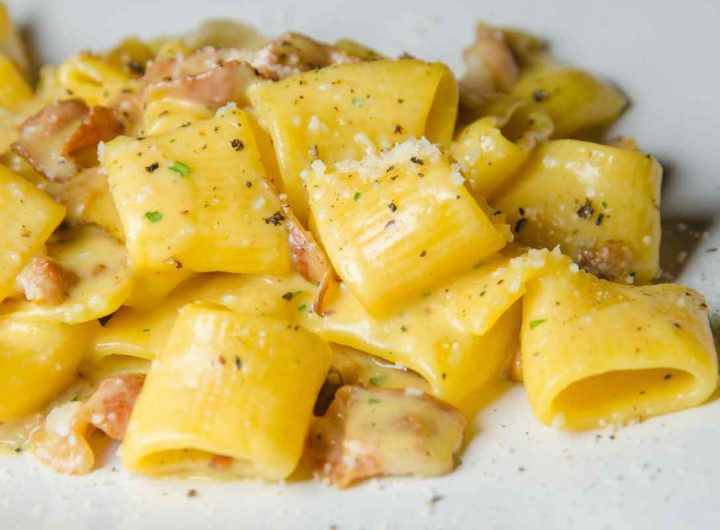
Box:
[576,199,594,219]
[263,211,285,226]
[532,89,549,102]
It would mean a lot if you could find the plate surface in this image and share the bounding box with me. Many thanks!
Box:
[2,1,720,528]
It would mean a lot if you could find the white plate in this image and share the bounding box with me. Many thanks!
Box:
[2,1,720,528]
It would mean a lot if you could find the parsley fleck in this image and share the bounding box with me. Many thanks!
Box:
[144,210,163,223]
[368,375,387,386]
[70,396,80,402]
[141,328,150,333]
[353,191,362,201]
[601,200,608,209]
[298,304,308,312]
[168,161,191,177]
[351,97,365,107]
[529,319,548,329]
[145,162,159,173]
[368,398,382,404]
[410,156,424,165]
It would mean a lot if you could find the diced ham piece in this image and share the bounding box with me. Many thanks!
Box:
[16,256,78,305]
[305,384,465,488]
[12,99,123,181]
[30,374,145,475]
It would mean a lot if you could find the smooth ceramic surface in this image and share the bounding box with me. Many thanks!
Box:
[2,1,719,528]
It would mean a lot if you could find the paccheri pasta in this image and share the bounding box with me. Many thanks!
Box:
[0,3,716,488]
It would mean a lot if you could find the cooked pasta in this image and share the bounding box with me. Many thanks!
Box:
[0,2,715,488]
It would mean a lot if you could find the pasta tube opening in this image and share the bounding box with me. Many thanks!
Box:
[551,368,698,430]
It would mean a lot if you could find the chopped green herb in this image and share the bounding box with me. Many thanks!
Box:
[353,191,362,201]
[141,328,150,333]
[529,319,548,329]
[351,97,365,107]
[144,210,163,223]
[298,304,308,312]
[168,161,191,177]
[368,375,387,386]
[368,398,382,404]
[70,396,80,402]
[420,291,432,298]
[601,200,608,209]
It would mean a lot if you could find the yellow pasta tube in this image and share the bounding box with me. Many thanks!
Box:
[0,53,32,110]
[0,316,98,420]
[443,246,571,335]
[89,273,314,365]
[0,164,66,302]
[301,284,520,413]
[521,269,719,430]
[120,304,332,479]
[40,53,138,106]
[122,268,195,310]
[249,59,458,221]
[495,139,661,284]
[0,1,30,76]
[103,105,292,274]
[450,95,553,201]
[511,66,626,139]
[307,139,510,316]
[3,225,135,323]
[138,97,214,137]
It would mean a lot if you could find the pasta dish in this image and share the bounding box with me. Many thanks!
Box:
[0,4,716,487]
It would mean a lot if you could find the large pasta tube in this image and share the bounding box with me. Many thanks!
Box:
[104,105,292,274]
[511,66,626,139]
[307,138,510,316]
[521,269,719,430]
[249,59,458,221]
[301,284,520,413]
[120,304,332,479]
[450,95,553,201]
[495,139,661,284]
[2,225,135,323]
[89,272,314,366]
[0,164,66,302]
[0,316,97,420]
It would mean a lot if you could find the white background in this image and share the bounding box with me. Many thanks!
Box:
[2,1,720,528]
